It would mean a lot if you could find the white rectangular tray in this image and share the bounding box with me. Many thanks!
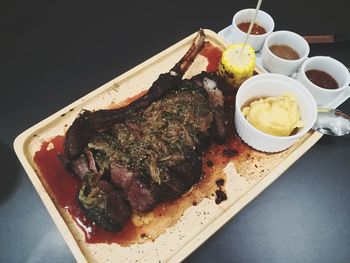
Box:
[14,29,323,262]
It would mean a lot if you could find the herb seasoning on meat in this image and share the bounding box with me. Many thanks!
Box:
[59,30,229,233]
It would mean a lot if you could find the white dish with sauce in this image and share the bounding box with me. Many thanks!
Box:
[261,30,310,76]
[296,56,350,106]
[231,8,275,52]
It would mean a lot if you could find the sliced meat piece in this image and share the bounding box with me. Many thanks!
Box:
[157,148,202,201]
[126,178,157,213]
[70,154,90,179]
[110,163,157,213]
[110,163,135,189]
[78,180,131,232]
[85,150,98,172]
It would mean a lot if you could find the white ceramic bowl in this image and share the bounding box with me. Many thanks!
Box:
[231,9,275,51]
[261,31,310,76]
[235,73,317,152]
[296,56,350,106]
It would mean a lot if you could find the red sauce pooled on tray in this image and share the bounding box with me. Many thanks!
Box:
[34,136,139,245]
[200,41,223,72]
[237,22,267,35]
[34,46,252,245]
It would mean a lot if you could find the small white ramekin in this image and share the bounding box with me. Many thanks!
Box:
[261,31,310,76]
[296,56,350,106]
[231,9,275,51]
[235,73,317,152]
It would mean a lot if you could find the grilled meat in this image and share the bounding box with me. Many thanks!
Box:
[79,180,131,232]
[64,30,206,160]
[62,30,229,232]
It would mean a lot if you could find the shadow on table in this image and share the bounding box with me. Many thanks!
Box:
[0,142,20,205]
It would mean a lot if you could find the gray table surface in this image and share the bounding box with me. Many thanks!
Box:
[1,0,350,262]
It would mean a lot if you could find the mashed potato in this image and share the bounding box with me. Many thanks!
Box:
[242,94,304,136]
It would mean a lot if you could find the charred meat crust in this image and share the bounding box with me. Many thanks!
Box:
[64,74,181,160]
[78,181,131,232]
[89,73,182,131]
[64,29,206,160]
[64,111,92,159]
[191,72,228,143]
[191,71,236,96]
[70,75,225,231]
[66,74,228,231]
[61,30,230,232]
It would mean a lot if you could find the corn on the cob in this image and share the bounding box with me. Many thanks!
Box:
[218,43,256,88]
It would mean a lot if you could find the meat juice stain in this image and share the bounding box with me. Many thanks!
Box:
[34,136,80,207]
[33,47,253,245]
[34,136,139,245]
[33,97,250,245]
[200,42,222,72]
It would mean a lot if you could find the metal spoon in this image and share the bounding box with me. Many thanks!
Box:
[313,108,350,136]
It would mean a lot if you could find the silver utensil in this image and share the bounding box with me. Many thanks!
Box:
[313,108,350,136]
